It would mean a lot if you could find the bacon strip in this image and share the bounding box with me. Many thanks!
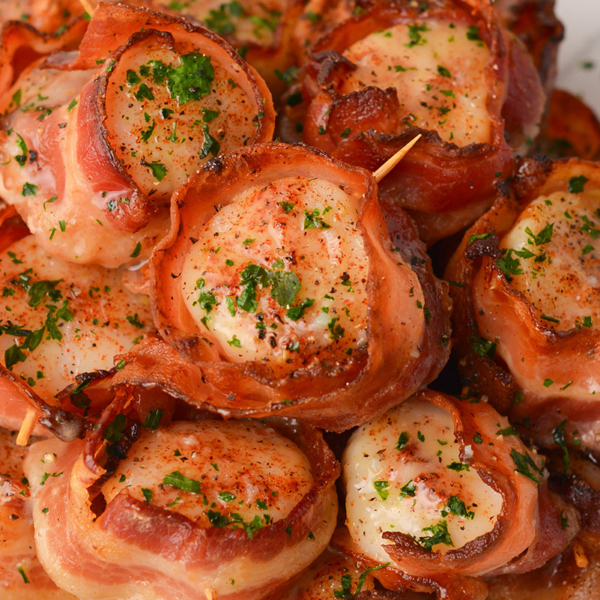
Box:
[494,0,563,92]
[24,391,340,600]
[0,17,87,100]
[296,0,545,244]
[334,389,578,599]
[0,428,77,599]
[149,142,451,431]
[445,157,600,454]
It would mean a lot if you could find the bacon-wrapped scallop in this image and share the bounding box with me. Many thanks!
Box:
[150,142,451,432]
[0,427,77,598]
[336,389,578,599]
[23,379,339,600]
[0,218,154,433]
[445,157,600,454]
[0,3,275,268]
[296,0,545,243]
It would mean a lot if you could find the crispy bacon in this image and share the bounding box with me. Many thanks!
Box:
[0,3,275,267]
[0,427,77,599]
[335,389,578,599]
[445,157,600,454]
[0,16,87,99]
[24,385,340,600]
[149,143,451,432]
[296,0,545,244]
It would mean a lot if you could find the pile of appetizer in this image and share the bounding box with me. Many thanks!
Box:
[0,0,598,598]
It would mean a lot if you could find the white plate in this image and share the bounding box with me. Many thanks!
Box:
[555,0,600,116]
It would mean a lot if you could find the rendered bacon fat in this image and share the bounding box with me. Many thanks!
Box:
[297,0,545,243]
[24,386,339,600]
[150,143,451,432]
[446,157,600,454]
[0,3,275,267]
[337,389,577,599]
[0,427,77,599]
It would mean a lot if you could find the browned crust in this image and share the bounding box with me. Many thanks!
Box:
[148,142,450,431]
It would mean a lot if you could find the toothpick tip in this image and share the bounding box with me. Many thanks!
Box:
[373,134,422,183]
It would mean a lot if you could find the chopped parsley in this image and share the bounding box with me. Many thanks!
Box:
[396,431,410,450]
[373,480,389,501]
[303,208,331,230]
[163,470,202,494]
[414,520,454,552]
[442,495,475,519]
[510,448,544,484]
[568,175,588,193]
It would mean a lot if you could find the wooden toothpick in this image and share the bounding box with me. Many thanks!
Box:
[373,134,422,183]
[16,409,38,447]
[78,0,95,17]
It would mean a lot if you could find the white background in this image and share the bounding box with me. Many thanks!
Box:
[555,0,600,116]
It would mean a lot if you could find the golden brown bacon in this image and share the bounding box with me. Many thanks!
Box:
[149,142,451,432]
[445,157,600,454]
[295,0,545,244]
[23,381,340,600]
[0,15,87,97]
[0,3,275,268]
[335,389,578,600]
